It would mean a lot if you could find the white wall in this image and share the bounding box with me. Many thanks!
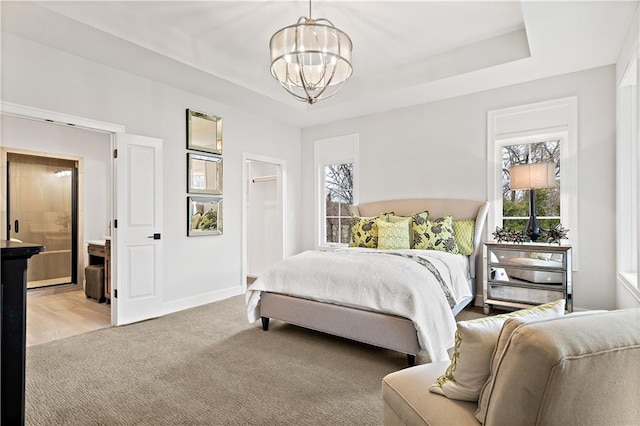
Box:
[1,115,111,244]
[1,33,302,312]
[301,65,617,311]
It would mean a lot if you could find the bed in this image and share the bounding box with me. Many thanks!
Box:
[246,198,490,365]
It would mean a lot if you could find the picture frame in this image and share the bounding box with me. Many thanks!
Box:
[188,196,223,236]
[187,153,223,195]
[186,108,222,155]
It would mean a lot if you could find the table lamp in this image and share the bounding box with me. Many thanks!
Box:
[508,163,556,242]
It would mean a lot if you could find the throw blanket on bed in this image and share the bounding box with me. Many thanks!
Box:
[246,249,471,363]
[374,252,457,309]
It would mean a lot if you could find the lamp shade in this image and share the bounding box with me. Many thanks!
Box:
[509,163,556,190]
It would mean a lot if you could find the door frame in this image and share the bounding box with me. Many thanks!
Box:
[1,101,124,324]
[241,152,287,293]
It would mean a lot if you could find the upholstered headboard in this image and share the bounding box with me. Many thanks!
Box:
[350,198,490,279]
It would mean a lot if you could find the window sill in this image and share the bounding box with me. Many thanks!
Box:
[318,244,348,252]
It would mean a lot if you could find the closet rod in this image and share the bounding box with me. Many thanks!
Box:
[252,175,277,183]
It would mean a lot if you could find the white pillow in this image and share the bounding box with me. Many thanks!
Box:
[429,299,566,401]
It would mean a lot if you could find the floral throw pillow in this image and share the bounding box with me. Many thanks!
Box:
[409,211,429,249]
[413,214,459,254]
[349,213,392,248]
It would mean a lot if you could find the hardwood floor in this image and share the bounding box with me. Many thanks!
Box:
[27,287,111,347]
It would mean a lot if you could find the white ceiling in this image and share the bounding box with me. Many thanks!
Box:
[2,1,637,128]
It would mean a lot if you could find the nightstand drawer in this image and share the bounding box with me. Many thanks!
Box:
[488,284,565,305]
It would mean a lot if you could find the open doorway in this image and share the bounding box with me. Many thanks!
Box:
[242,154,287,291]
[1,112,113,345]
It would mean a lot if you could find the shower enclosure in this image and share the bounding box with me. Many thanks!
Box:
[6,153,78,288]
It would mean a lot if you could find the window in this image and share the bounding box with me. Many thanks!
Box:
[323,163,353,244]
[314,134,359,248]
[501,140,561,231]
[488,97,578,269]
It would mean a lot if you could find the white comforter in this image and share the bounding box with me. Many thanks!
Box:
[245,248,472,363]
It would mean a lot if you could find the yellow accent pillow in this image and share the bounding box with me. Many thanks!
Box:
[414,214,459,253]
[453,219,475,255]
[377,219,411,250]
[349,212,392,248]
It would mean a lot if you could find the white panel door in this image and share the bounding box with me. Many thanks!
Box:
[113,133,163,325]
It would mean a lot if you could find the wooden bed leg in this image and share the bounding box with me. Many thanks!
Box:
[407,354,416,367]
[261,317,270,331]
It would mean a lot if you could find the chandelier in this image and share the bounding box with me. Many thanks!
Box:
[269,0,353,105]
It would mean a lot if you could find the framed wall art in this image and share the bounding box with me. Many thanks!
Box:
[186,108,222,155]
[188,196,223,236]
[187,153,223,195]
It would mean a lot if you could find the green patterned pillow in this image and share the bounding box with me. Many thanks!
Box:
[413,214,459,253]
[453,219,476,255]
[410,211,429,249]
[349,213,392,248]
[377,219,411,250]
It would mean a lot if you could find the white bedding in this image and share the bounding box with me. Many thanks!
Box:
[245,248,472,363]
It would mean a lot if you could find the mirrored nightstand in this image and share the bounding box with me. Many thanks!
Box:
[483,242,572,314]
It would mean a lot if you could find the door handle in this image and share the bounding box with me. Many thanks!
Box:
[14,219,19,233]
[147,233,161,240]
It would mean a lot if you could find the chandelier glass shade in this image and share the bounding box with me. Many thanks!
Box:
[269,13,353,104]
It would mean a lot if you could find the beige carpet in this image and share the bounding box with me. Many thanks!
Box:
[26,295,484,425]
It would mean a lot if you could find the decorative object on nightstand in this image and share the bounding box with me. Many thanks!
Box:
[492,227,527,244]
[508,163,556,242]
[543,224,569,245]
[492,226,509,243]
[483,242,572,314]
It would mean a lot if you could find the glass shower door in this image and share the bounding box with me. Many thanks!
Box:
[7,153,77,288]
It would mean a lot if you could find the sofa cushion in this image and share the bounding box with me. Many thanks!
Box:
[429,299,565,401]
[482,309,640,425]
[383,362,478,426]
[475,310,609,422]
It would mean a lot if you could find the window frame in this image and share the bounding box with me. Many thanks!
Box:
[487,97,579,270]
[616,53,639,292]
[314,134,359,249]
[321,161,354,246]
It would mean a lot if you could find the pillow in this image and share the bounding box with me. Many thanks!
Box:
[349,213,392,248]
[453,219,475,255]
[474,309,608,423]
[389,214,410,223]
[377,219,411,250]
[409,211,429,248]
[413,214,459,254]
[429,299,566,401]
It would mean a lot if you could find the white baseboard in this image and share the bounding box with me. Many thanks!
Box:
[162,285,243,316]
